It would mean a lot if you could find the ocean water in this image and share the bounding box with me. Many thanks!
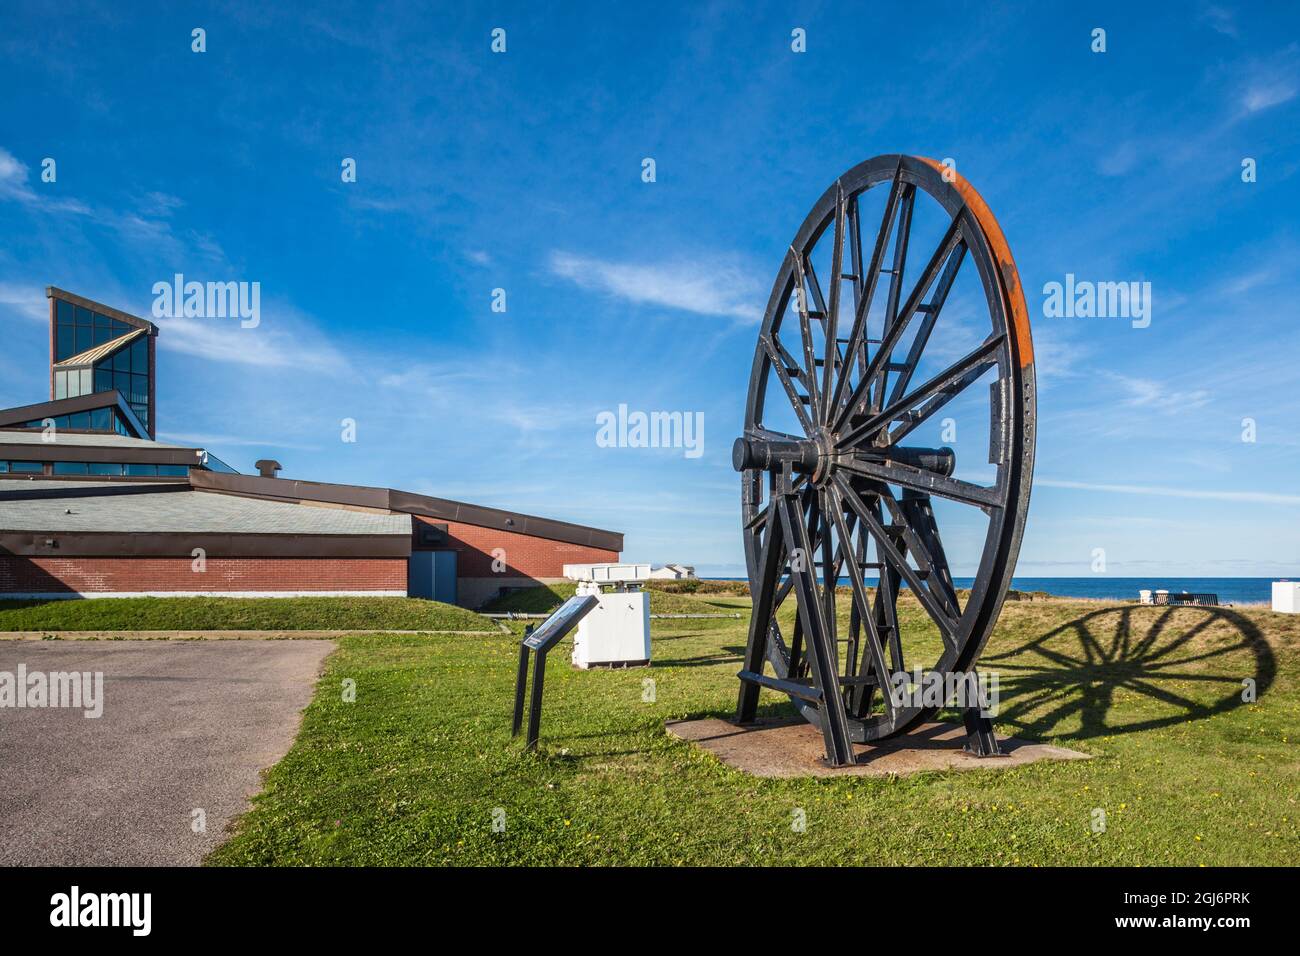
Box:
[705,577,1282,606]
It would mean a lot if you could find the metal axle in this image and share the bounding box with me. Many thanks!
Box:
[732,436,955,477]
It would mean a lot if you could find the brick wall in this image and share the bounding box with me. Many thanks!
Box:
[412,516,618,577]
[0,556,407,594]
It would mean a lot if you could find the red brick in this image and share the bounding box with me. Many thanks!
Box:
[0,557,406,593]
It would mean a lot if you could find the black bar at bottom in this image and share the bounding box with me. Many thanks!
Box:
[737,669,823,703]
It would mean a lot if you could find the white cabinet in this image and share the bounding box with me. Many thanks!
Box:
[570,582,651,668]
[1272,581,1300,613]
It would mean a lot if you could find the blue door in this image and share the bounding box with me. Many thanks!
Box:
[432,550,457,604]
[410,551,458,603]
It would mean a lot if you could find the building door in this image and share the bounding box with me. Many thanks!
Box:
[409,551,457,604]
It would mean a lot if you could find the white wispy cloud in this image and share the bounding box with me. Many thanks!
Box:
[0,147,91,213]
[548,250,762,322]
[1242,79,1297,112]
[1105,372,1212,413]
[1200,4,1239,38]
[0,281,48,321]
[155,305,346,372]
[1038,478,1300,506]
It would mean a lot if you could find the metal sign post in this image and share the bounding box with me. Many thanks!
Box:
[510,594,599,750]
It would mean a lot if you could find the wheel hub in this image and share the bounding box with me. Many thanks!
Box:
[732,432,957,485]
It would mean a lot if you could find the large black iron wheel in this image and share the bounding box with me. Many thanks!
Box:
[733,154,1036,764]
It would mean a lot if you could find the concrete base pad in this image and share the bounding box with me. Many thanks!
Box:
[666,717,1090,778]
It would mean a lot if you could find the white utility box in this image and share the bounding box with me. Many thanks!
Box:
[1272,581,1300,614]
[566,563,652,668]
[563,562,651,584]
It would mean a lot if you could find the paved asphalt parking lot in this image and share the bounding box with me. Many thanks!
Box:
[0,640,333,866]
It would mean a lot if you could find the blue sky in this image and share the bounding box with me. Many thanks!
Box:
[1,1,1298,577]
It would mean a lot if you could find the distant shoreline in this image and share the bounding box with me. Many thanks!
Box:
[699,576,1284,607]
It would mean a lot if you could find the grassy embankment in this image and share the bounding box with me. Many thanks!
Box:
[0,596,494,633]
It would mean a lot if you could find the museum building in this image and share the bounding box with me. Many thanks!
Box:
[0,288,621,607]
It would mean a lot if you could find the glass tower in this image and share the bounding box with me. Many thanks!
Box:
[48,288,156,436]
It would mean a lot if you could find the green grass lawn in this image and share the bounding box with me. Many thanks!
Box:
[0,596,495,633]
[208,590,1300,865]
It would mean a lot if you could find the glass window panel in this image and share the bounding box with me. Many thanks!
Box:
[81,368,92,394]
[132,373,148,402]
[69,411,91,429]
[131,338,147,374]
[56,326,74,361]
[74,306,92,326]
[55,371,67,400]
[10,461,42,474]
[156,465,188,477]
[93,325,112,346]
[90,408,111,431]
[94,311,110,328]
[56,300,73,322]
[53,461,89,475]
[88,462,123,476]
[114,370,131,397]
[74,326,90,353]
[0,461,7,472]
[124,463,158,476]
[94,368,113,392]
[111,319,129,336]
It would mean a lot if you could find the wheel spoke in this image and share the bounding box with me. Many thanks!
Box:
[833,212,967,433]
[872,183,916,413]
[841,334,1003,449]
[789,251,822,425]
[882,489,962,618]
[885,241,967,408]
[830,163,905,420]
[828,485,896,724]
[821,184,847,420]
[886,358,991,446]
[840,456,1001,509]
[761,334,816,435]
[834,473,960,649]
[777,489,854,763]
[736,488,787,722]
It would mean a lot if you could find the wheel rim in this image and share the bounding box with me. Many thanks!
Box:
[736,154,1036,745]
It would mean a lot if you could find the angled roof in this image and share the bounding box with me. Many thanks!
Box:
[0,481,410,536]
[46,287,156,334]
[0,430,188,450]
[191,471,624,552]
[0,390,150,437]
[54,327,147,369]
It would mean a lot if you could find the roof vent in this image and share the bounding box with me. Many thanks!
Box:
[254,459,283,478]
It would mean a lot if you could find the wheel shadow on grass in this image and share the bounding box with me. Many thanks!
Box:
[980,605,1275,742]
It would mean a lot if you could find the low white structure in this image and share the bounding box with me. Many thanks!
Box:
[649,563,696,580]
[565,563,652,668]
[1272,581,1300,614]
[563,562,650,584]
